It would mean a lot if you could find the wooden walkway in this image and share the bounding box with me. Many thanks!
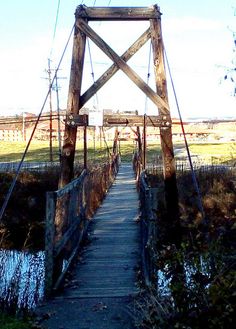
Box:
[37,163,140,329]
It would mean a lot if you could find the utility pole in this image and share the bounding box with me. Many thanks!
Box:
[43,61,67,163]
[54,71,67,162]
[22,112,26,141]
[46,58,53,162]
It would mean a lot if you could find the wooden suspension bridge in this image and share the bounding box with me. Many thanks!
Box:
[36,4,179,328]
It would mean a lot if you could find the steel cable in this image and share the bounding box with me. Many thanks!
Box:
[0,24,75,222]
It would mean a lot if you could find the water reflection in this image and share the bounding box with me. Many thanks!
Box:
[0,249,45,309]
[157,253,212,298]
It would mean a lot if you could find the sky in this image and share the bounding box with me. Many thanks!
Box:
[0,0,235,119]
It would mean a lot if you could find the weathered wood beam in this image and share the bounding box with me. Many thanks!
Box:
[150,17,175,177]
[75,5,161,21]
[77,19,169,111]
[80,28,151,109]
[66,114,171,127]
[150,16,180,232]
[103,114,171,127]
[59,21,86,188]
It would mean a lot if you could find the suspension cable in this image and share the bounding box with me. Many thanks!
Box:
[49,0,61,59]
[164,48,206,221]
[142,40,152,168]
[0,24,75,223]
[87,40,99,107]
[144,40,152,114]
[102,127,112,157]
[87,35,112,157]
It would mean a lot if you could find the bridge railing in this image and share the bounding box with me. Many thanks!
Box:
[139,171,158,286]
[45,154,120,297]
[132,150,143,182]
[132,151,158,286]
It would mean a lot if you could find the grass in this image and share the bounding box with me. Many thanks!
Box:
[0,140,235,164]
[189,142,236,164]
[0,140,113,163]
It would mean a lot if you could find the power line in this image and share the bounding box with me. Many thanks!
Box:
[164,47,206,223]
[0,24,75,223]
[49,0,61,59]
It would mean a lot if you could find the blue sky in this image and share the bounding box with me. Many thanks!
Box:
[0,0,235,119]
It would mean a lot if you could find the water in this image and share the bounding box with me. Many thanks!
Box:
[157,253,212,300]
[0,249,45,309]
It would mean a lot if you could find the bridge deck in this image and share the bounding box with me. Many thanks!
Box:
[38,163,140,328]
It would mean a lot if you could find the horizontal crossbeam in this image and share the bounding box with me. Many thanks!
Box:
[66,114,171,128]
[75,5,161,21]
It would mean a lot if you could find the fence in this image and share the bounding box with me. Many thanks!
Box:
[44,154,120,296]
[0,161,60,173]
[133,151,158,286]
[132,151,143,181]
[138,172,158,286]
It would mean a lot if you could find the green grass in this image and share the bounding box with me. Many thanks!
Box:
[0,140,114,163]
[0,140,235,164]
[189,142,236,164]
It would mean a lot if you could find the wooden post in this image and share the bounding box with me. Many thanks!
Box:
[143,114,147,169]
[150,11,180,231]
[54,20,86,280]
[58,20,86,188]
[136,126,142,155]
[112,127,119,155]
[84,124,87,169]
[45,191,56,297]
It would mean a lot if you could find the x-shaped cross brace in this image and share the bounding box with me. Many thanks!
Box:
[77,19,169,113]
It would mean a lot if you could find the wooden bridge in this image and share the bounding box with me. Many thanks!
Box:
[69,163,140,299]
[38,160,152,328]
[37,4,179,328]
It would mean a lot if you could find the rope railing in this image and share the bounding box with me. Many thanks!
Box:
[45,153,120,297]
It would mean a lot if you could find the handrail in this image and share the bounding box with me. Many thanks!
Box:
[132,150,143,182]
[44,153,120,297]
[139,171,158,287]
[55,169,87,198]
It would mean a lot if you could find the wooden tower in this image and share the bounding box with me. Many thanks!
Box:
[59,5,179,221]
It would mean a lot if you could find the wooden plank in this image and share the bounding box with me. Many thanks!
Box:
[80,28,151,109]
[63,164,140,299]
[56,170,87,198]
[76,20,169,111]
[67,114,171,127]
[54,216,81,257]
[104,114,171,127]
[75,5,161,21]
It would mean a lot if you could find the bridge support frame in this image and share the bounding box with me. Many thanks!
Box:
[59,4,179,231]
